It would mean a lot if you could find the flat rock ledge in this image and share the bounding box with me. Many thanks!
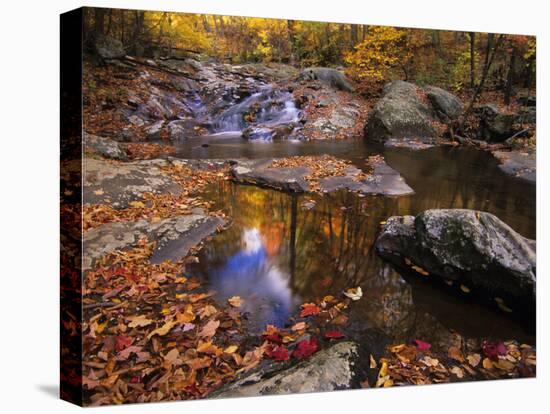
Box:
[211,341,361,398]
[83,214,224,270]
[375,209,536,312]
[231,158,414,196]
[492,150,536,183]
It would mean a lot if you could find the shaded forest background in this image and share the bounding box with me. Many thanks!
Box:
[84,7,535,102]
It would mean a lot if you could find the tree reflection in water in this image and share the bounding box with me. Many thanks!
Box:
[208,228,298,332]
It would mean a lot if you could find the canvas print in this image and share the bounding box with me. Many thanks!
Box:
[60,7,536,406]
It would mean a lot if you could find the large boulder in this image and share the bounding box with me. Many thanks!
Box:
[424,85,463,121]
[92,33,126,60]
[299,67,354,92]
[375,209,536,312]
[211,341,363,398]
[364,81,460,143]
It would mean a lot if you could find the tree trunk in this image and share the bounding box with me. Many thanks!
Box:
[469,32,476,89]
[94,8,105,35]
[504,45,517,105]
[350,24,358,47]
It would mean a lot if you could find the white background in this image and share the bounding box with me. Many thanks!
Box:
[0,0,547,412]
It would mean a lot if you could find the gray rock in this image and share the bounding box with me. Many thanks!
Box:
[145,120,165,140]
[424,85,463,121]
[83,132,128,160]
[212,341,361,398]
[231,157,414,196]
[375,209,536,310]
[299,67,354,92]
[364,81,439,142]
[83,214,224,270]
[492,150,536,183]
[83,158,181,208]
[92,34,125,60]
[477,104,516,142]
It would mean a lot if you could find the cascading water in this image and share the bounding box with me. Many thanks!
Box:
[210,86,302,140]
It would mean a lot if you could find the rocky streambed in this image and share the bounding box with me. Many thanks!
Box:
[73,48,536,402]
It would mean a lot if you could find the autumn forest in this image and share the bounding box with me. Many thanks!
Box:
[60,6,536,407]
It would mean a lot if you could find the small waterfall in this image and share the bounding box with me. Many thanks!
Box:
[211,86,301,139]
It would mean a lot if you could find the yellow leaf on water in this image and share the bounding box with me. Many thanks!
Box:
[460,284,471,293]
[228,296,243,307]
[291,321,307,331]
[93,189,104,195]
[411,265,429,276]
[343,286,363,301]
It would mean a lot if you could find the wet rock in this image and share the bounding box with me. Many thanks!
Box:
[492,150,536,183]
[91,33,126,60]
[231,157,414,196]
[83,132,128,160]
[375,209,536,311]
[242,123,299,141]
[211,341,362,398]
[83,214,224,270]
[83,158,181,208]
[319,161,414,196]
[298,67,354,92]
[232,159,310,192]
[145,120,164,140]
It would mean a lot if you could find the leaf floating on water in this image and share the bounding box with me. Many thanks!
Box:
[291,321,307,332]
[448,346,464,362]
[460,284,471,293]
[343,286,363,301]
[494,297,513,313]
[482,357,494,369]
[411,265,429,276]
[93,189,104,195]
[421,356,440,367]
[293,337,318,360]
[300,303,321,317]
[227,296,243,308]
[265,344,290,361]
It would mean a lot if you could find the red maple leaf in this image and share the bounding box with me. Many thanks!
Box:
[324,330,345,339]
[482,341,507,360]
[300,303,321,318]
[413,339,431,351]
[265,344,290,361]
[293,337,318,359]
[115,335,134,351]
[263,333,283,344]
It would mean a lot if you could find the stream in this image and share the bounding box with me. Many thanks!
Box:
[172,86,536,348]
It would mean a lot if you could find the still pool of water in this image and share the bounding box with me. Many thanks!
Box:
[178,137,535,347]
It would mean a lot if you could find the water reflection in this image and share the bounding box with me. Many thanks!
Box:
[205,228,298,331]
[190,146,535,344]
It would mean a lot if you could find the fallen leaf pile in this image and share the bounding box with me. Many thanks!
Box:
[81,163,230,231]
[82,231,363,405]
[122,143,177,160]
[268,155,370,192]
[374,339,536,388]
